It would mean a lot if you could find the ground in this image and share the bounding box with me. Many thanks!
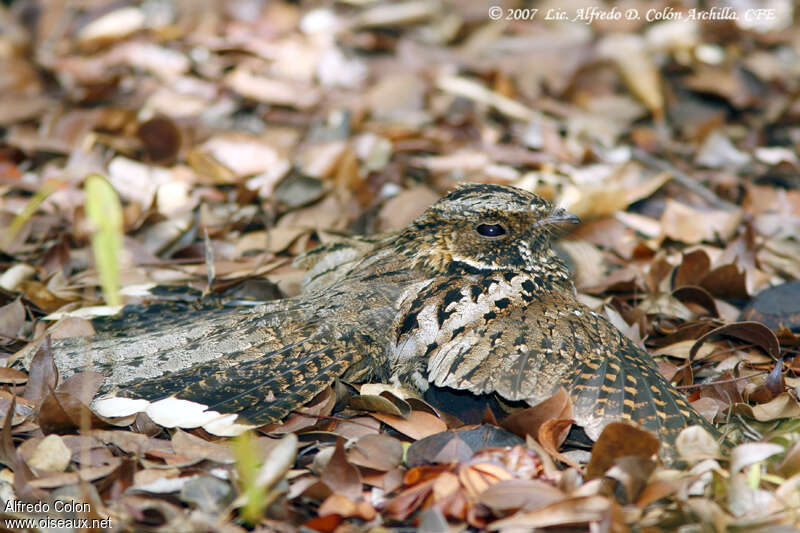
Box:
[0,0,799,531]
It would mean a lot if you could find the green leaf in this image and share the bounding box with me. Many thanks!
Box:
[84,174,123,307]
[2,179,62,251]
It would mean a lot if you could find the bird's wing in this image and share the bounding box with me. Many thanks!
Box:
[54,277,404,435]
[408,284,715,455]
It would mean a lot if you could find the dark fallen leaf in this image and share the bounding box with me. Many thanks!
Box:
[432,435,473,465]
[700,263,749,300]
[739,280,800,333]
[672,286,719,317]
[672,250,711,288]
[137,116,181,163]
[689,321,780,362]
[749,356,785,404]
[39,371,114,433]
[406,425,524,467]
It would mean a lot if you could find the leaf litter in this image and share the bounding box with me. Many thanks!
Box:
[1,0,800,530]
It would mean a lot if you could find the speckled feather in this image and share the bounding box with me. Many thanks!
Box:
[49,184,717,456]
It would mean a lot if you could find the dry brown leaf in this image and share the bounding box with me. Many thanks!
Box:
[586,422,660,479]
[501,387,571,440]
[347,434,403,472]
[370,410,446,440]
[660,200,742,245]
[170,430,234,464]
[320,439,362,502]
[488,495,612,530]
[478,478,565,512]
[735,393,800,422]
[28,434,71,473]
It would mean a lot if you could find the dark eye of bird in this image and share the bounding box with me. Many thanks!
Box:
[476,223,507,237]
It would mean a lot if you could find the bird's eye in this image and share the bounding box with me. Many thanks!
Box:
[476,223,507,237]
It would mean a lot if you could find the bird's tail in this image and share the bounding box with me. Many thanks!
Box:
[566,336,719,459]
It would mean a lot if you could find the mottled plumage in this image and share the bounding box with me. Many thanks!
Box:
[47,183,716,456]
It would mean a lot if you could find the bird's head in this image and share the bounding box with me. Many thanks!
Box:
[401,183,579,276]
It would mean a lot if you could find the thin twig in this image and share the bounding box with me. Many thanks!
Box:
[675,370,768,390]
[631,147,739,210]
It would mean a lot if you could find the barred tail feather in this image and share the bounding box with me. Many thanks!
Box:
[566,341,717,459]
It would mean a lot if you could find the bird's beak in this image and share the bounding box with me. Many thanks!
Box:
[545,207,580,226]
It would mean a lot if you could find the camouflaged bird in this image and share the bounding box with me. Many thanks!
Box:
[48,183,716,454]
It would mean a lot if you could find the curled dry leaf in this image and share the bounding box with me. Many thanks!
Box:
[672,286,719,317]
[604,455,656,504]
[350,390,411,417]
[538,419,577,467]
[689,321,780,362]
[0,368,27,385]
[318,493,376,520]
[253,432,298,491]
[458,462,512,498]
[735,392,800,422]
[729,442,784,474]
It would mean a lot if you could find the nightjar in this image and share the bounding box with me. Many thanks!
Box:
[44,183,716,456]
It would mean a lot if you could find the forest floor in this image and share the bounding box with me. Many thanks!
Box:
[1,1,799,531]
